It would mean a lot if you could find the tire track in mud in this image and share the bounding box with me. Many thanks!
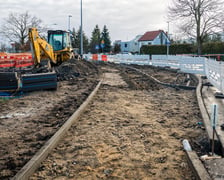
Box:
[30,65,207,180]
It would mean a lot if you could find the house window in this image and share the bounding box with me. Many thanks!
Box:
[148,42,151,45]
[125,43,128,48]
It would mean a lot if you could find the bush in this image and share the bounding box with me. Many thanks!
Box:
[141,42,224,56]
[202,42,224,54]
[140,44,195,55]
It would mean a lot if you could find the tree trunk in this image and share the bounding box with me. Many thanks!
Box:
[196,1,202,55]
[197,39,202,55]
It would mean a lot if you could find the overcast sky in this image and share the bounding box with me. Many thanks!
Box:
[0,0,173,42]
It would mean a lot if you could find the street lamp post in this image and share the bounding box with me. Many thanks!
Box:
[68,15,72,32]
[80,0,83,58]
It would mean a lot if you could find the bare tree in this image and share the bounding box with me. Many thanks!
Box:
[169,0,224,55]
[0,11,43,51]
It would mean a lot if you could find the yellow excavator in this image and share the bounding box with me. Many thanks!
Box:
[28,27,74,68]
[0,28,76,92]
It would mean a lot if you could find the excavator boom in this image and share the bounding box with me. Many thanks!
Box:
[29,28,74,67]
[0,28,75,93]
[28,28,57,66]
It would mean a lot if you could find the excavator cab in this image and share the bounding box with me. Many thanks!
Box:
[47,30,72,51]
[47,30,74,64]
[28,28,74,67]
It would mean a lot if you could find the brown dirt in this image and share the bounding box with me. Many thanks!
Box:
[28,63,208,180]
[0,59,99,179]
[126,64,198,87]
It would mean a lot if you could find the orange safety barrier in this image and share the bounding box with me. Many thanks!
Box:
[0,52,7,56]
[14,54,34,67]
[0,55,15,67]
[101,55,107,61]
[92,54,98,60]
[0,52,34,68]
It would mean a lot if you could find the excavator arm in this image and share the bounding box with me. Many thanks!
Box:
[28,28,57,66]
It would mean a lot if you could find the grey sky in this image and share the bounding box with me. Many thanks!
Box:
[0,0,172,42]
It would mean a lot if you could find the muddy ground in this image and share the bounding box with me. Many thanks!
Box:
[29,63,207,180]
[0,59,99,179]
[0,61,208,179]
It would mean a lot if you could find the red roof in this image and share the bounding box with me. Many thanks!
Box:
[138,30,163,41]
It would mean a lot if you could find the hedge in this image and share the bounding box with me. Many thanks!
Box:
[140,42,224,55]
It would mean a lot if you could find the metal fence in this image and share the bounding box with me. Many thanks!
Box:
[84,54,224,93]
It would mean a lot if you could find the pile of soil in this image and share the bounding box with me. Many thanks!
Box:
[55,59,99,81]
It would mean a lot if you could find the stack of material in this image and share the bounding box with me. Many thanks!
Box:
[0,72,18,91]
[21,72,57,92]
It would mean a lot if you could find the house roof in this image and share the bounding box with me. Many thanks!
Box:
[138,30,164,41]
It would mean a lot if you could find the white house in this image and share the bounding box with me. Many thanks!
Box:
[114,30,170,54]
[115,35,142,54]
[138,30,170,51]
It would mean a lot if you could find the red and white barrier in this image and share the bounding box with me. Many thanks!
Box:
[0,53,34,68]
[90,54,108,61]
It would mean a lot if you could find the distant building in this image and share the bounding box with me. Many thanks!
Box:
[138,30,170,51]
[114,30,170,54]
[114,35,142,54]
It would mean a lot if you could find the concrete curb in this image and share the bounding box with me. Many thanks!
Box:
[185,150,211,180]
[12,80,102,180]
[183,76,212,180]
[196,76,213,140]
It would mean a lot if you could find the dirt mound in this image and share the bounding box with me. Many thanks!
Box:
[55,59,99,81]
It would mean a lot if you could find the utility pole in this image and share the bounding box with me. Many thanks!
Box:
[68,15,72,32]
[80,0,83,58]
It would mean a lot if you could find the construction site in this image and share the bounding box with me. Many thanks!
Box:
[0,26,224,180]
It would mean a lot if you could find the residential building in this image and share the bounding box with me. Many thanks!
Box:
[114,30,170,54]
[114,35,142,54]
[138,30,170,51]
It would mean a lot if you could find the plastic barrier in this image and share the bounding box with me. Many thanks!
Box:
[91,54,108,61]
[0,55,16,68]
[0,53,34,68]
[92,54,98,60]
[14,54,34,68]
[101,55,107,61]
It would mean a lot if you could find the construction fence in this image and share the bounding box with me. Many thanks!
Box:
[84,54,224,93]
[1,52,223,93]
[0,52,33,68]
